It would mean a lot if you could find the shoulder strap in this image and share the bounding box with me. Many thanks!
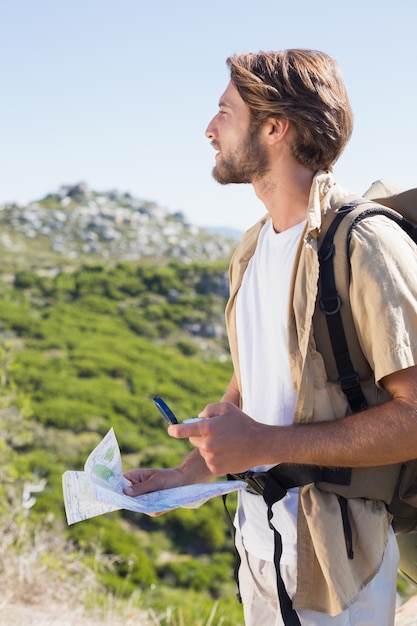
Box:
[318,201,368,412]
[318,200,416,412]
[345,205,417,249]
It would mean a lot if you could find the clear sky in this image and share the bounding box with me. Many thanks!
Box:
[1,0,416,231]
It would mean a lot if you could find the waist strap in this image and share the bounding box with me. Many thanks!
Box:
[229,463,351,497]
[227,463,351,625]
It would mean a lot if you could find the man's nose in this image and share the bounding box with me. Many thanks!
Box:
[205,118,217,140]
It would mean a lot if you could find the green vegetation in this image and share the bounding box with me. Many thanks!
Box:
[0,259,244,624]
[0,233,414,622]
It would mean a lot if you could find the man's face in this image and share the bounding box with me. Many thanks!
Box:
[206,82,270,185]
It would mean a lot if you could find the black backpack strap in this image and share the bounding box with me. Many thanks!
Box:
[263,477,302,626]
[263,464,350,623]
[345,205,417,250]
[229,464,350,496]
[222,493,242,602]
[222,476,301,623]
[225,464,351,622]
[318,200,417,413]
[318,204,369,412]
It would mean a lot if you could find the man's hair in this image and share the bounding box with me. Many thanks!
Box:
[226,49,353,171]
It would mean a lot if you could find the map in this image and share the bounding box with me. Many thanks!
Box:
[62,428,247,525]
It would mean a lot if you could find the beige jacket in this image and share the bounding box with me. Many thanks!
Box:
[225,171,417,614]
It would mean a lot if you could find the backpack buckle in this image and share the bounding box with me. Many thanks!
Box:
[339,372,360,392]
[320,295,342,315]
[228,471,267,495]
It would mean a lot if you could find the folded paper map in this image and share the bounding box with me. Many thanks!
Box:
[62,427,247,525]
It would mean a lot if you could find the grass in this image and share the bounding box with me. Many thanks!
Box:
[0,395,244,625]
[0,481,244,625]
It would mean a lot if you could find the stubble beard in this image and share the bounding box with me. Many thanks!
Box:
[211,127,270,185]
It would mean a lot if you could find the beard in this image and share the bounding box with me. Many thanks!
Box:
[211,126,270,185]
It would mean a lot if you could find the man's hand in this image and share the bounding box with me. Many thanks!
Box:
[168,401,263,475]
[123,467,185,497]
[123,467,187,517]
[122,447,214,518]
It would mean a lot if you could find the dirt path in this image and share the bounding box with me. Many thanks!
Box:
[0,601,150,626]
[395,595,417,626]
[1,596,417,626]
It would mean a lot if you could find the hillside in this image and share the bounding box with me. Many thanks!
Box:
[0,184,246,624]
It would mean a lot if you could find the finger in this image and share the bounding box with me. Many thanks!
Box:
[123,483,149,496]
[123,470,144,483]
[123,475,161,497]
[167,421,208,439]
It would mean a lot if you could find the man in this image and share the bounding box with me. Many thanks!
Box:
[125,50,417,625]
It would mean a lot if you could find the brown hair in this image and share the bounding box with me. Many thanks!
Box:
[226,49,353,171]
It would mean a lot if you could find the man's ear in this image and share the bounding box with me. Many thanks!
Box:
[264,118,291,145]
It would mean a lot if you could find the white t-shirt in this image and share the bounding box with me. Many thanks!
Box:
[235,218,305,563]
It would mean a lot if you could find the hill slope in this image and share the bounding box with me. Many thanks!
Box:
[0,183,246,625]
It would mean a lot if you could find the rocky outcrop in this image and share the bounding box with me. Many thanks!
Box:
[0,183,240,265]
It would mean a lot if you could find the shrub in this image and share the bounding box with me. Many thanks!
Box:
[176,339,199,356]
[14,270,38,289]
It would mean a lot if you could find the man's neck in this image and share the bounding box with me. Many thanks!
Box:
[253,163,314,233]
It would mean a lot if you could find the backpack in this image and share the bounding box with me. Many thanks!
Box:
[312,181,417,585]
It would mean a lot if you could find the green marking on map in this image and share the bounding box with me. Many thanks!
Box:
[104,446,115,462]
[92,464,115,483]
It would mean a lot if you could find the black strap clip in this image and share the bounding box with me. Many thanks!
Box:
[227,471,268,495]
